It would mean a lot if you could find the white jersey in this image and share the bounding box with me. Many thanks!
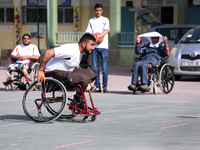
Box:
[86,16,110,49]
[45,43,82,72]
[11,44,40,64]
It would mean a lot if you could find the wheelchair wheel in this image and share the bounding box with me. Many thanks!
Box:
[153,81,157,94]
[22,78,67,122]
[30,62,40,82]
[159,63,175,94]
[59,96,74,119]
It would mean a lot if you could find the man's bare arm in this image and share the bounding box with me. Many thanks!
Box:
[37,48,55,83]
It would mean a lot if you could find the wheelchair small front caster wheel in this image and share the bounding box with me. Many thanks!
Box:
[91,115,96,121]
[82,116,88,123]
[153,82,157,94]
[5,85,9,91]
[38,111,43,120]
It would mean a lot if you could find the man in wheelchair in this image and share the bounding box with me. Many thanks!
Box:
[128,31,170,92]
[37,33,97,110]
[3,34,40,89]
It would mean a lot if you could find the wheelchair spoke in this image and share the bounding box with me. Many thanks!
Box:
[22,79,67,122]
[159,64,175,94]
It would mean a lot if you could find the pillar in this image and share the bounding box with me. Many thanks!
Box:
[13,0,22,45]
[47,0,57,48]
[109,0,121,49]
[178,0,188,24]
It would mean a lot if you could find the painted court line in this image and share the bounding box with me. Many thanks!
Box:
[55,140,93,148]
[0,106,155,128]
[0,121,32,128]
[160,123,188,129]
[101,105,156,114]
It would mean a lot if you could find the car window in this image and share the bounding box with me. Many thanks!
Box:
[155,28,192,41]
[170,29,178,40]
[155,28,178,40]
[181,28,200,43]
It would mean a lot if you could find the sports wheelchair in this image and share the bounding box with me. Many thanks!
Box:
[3,59,40,91]
[22,74,100,123]
[131,57,175,94]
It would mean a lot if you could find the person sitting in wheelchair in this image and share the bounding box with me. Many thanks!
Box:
[37,33,97,110]
[6,33,40,79]
[128,31,170,91]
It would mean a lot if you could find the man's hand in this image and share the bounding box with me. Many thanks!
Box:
[163,36,168,43]
[18,56,27,61]
[136,35,141,43]
[37,70,46,83]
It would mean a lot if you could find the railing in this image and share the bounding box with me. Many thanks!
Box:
[56,32,85,44]
[119,32,139,46]
[56,31,139,46]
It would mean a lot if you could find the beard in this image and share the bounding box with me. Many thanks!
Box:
[23,42,30,46]
[83,46,91,55]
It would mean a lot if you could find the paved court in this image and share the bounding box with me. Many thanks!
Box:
[0,66,200,150]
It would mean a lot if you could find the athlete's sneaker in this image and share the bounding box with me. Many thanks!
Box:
[140,85,148,91]
[128,84,136,91]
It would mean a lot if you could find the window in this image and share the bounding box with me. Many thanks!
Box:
[188,0,193,5]
[24,7,73,24]
[24,7,47,23]
[58,7,73,24]
[146,6,173,24]
[0,7,14,23]
[161,7,173,24]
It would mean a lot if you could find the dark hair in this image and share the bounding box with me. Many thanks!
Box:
[94,3,103,10]
[22,33,31,39]
[79,33,96,43]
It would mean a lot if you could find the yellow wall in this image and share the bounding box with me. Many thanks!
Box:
[0,25,16,50]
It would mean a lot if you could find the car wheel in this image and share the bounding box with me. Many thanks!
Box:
[175,75,182,80]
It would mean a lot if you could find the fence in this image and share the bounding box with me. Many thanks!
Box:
[56,32,85,44]
[56,32,138,46]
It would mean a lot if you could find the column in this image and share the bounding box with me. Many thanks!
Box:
[109,0,121,49]
[13,0,22,45]
[47,0,57,48]
[178,0,188,24]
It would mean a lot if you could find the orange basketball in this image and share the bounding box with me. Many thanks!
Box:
[93,32,104,44]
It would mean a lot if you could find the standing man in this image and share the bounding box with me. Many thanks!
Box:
[86,3,110,93]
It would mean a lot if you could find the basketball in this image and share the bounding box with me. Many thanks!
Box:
[93,32,104,44]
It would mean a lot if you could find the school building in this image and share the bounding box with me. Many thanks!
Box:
[0,0,200,66]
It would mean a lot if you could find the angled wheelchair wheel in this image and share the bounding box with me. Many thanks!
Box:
[159,63,175,94]
[153,81,157,94]
[30,62,40,82]
[59,96,74,119]
[27,62,40,91]
[22,78,67,122]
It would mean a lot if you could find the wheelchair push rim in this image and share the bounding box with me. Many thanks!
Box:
[22,78,67,122]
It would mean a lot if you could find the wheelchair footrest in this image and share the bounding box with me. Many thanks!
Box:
[3,80,13,86]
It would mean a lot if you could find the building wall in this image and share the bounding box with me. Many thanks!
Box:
[0,0,196,66]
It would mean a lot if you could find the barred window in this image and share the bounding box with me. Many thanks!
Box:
[0,7,14,23]
[161,7,173,24]
[24,7,73,24]
[24,7,47,23]
[58,7,73,24]
[146,6,173,24]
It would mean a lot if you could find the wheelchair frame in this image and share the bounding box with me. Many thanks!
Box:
[22,77,101,123]
[3,60,40,91]
[132,61,175,94]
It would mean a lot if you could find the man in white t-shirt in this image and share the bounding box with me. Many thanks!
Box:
[86,3,110,93]
[8,33,40,76]
[38,33,97,100]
